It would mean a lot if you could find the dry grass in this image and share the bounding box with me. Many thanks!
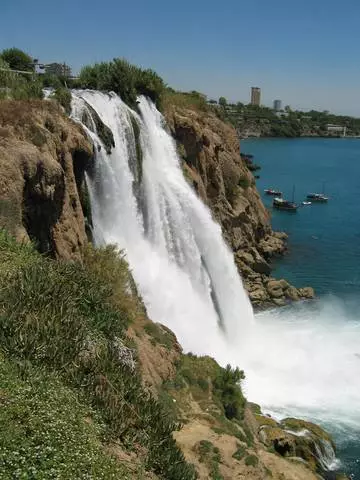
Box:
[162,90,209,113]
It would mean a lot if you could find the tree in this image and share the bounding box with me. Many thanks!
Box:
[219,96,227,108]
[0,48,33,72]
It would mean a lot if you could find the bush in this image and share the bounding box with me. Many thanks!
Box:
[245,455,259,467]
[0,48,33,72]
[78,58,165,108]
[214,364,246,420]
[51,87,72,114]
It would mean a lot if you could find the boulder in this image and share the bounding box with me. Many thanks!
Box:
[272,297,286,307]
[285,286,300,301]
[299,287,315,299]
[266,280,285,298]
[249,288,268,302]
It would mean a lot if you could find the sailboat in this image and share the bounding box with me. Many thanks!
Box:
[307,182,329,202]
[273,185,298,212]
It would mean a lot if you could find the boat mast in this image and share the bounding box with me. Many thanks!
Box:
[292,184,295,203]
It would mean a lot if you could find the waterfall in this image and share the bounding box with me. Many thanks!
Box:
[314,439,341,472]
[71,90,253,354]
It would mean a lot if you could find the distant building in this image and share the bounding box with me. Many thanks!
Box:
[45,62,72,78]
[326,124,346,135]
[273,99,282,111]
[251,87,261,106]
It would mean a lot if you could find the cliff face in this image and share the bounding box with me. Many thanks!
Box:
[0,100,93,260]
[164,105,314,308]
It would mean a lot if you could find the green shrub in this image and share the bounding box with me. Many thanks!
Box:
[0,48,33,72]
[232,444,247,461]
[244,455,259,467]
[51,87,72,114]
[78,58,165,108]
[197,440,223,480]
[214,364,246,421]
[238,176,251,189]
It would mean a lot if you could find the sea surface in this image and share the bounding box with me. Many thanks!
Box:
[243,138,360,479]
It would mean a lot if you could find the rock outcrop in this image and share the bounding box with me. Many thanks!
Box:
[0,99,93,260]
[164,104,314,308]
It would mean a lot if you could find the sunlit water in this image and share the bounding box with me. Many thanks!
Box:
[243,137,360,478]
[71,96,360,478]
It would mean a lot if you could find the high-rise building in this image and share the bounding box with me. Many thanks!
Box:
[273,99,282,111]
[251,87,261,106]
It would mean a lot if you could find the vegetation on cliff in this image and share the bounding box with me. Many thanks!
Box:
[0,233,198,479]
[77,59,165,108]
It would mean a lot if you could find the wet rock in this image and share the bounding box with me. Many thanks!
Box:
[285,286,300,301]
[299,287,315,299]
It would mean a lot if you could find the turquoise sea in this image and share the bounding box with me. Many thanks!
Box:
[243,138,360,479]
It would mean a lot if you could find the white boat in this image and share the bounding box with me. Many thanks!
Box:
[302,201,312,206]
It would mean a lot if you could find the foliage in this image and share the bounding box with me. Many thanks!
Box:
[165,353,247,425]
[232,444,247,461]
[214,364,246,420]
[78,58,165,108]
[0,48,33,72]
[41,73,64,89]
[161,89,209,112]
[197,440,223,480]
[0,356,131,479]
[0,233,197,480]
[219,97,227,108]
[0,58,43,100]
[144,322,175,350]
[238,175,252,189]
[244,455,259,467]
[50,87,72,114]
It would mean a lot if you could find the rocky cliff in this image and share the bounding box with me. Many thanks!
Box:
[0,99,93,260]
[164,104,314,308]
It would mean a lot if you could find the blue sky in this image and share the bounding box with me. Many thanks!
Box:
[1,0,360,115]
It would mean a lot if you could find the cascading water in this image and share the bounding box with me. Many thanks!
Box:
[71,90,253,355]
[71,90,360,475]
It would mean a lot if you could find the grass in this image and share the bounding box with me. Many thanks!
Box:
[0,231,197,480]
[0,59,43,101]
[162,90,209,113]
[0,355,131,479]
[232,444,247,461]
[197,440,223,480]
[143,322,175,351]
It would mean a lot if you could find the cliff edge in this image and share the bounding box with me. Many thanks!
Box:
[0,99,93,260]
